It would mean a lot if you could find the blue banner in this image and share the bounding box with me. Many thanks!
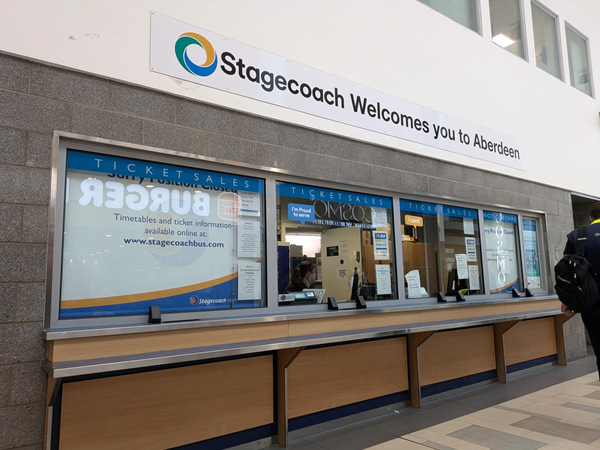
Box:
[523,219,537,231]
[277,182,392,209]
[400,200,477,219]
[67,149,264,193]
[483,211,518,224]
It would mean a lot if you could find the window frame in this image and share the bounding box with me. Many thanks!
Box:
[47,137,272,329]
[417,0,483,36]
[48,135,554,329]
[564,22,595,98]
[489,0,528,61]
[520,215,550,294]
[530,0,564,81]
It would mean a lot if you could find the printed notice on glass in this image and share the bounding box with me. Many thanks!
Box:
[373,231,390,260]
[456,254,468,279]
[340,240,351,257]
[405,269,422,298]
[465,237,477,262]
[468,265,480,291]
[238,262,261,300]
[375,265,392,295]
[337,265,347,282]
[371,208,388,228]
[237,220,261,258]
[239,192,261,217]
[463,218,475,235]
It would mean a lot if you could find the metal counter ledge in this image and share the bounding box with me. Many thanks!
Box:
[44,306,561,378]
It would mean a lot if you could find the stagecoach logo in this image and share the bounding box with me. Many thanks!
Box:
[175,32,218,77]
[190,295,199,305]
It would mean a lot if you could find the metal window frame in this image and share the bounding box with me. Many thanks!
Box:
[489,0,529,61]
[46,132,553,330]
[530,0,564,81]
[564,21,595,98]
[417,0,482,35]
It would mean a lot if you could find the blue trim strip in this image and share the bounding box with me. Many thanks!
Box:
[400,200,478,219]
[170,424,276,450]
[67,149,264,193]
[483,211,518,224]
[277,182,392,209]
[289,391,410,432]
[421,370,498,398]
[507,354,558,374]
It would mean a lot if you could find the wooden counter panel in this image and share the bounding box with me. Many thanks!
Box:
[51,321,289,362]
[419,327,496,386]
[59,356,273,450]
[420,305,506,323]
[288,312,420,337]
[504,318,557,366]
[504,299,561,314]
[287,338,408,418]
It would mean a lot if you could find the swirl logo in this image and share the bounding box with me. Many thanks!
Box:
[175,32,218,77]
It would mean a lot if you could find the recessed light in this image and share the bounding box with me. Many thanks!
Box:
[492,33,515,48]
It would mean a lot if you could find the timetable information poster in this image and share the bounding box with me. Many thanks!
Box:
[59,150,264,318]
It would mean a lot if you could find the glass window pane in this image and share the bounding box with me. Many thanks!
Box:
[523,218,543,289]
[60,150,266,318]
[483,211,523,294]
[277,182,396,305]
[489,0,525,58]
[566,26,592,96]
[400,200,483,299]
[418,0,479,32]
[531,2,561,79]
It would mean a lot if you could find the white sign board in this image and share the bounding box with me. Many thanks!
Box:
[150,12,525,170]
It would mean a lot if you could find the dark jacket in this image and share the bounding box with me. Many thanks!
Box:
[284,279,309,294]
[564,222,600,276]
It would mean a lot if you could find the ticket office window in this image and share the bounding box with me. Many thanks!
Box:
[483,211,523,294]
[400,200,484,299]
[523,217,544,291]
[276,182,396,305]
[58,149,266,320]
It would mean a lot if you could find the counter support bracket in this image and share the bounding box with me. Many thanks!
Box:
[408,331,436,408]
[45,377,62,450]
[277,347,304,448]
[493,320,521,383]
[554,314,571,366]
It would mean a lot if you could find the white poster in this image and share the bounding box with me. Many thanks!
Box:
[238,262,261,300]
[340,240,351,257]
[150,12,525,171]
[337,265,347,282]
[405,269,422,298]
[371,208,388,228]
[375,265,392,295]
[463,218,474,235]
[455,254,468,280]
[465,237,477,262]
[373,231,390,260]
[239,192,261,217]
[468,265,481,291]
[237,220,261,258]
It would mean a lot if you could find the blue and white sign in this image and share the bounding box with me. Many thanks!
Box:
[400,200,477,219]
[60,150,265,318]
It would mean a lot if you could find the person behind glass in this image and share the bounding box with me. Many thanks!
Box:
[284,261,317,293]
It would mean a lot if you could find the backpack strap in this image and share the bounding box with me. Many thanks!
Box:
[576,226,588,256]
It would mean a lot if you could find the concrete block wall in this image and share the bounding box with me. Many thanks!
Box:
[0,52,585,448]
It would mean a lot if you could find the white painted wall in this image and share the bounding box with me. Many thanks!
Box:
[1,0,598,195]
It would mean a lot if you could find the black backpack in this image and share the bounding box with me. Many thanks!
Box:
[554,226,600,314]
